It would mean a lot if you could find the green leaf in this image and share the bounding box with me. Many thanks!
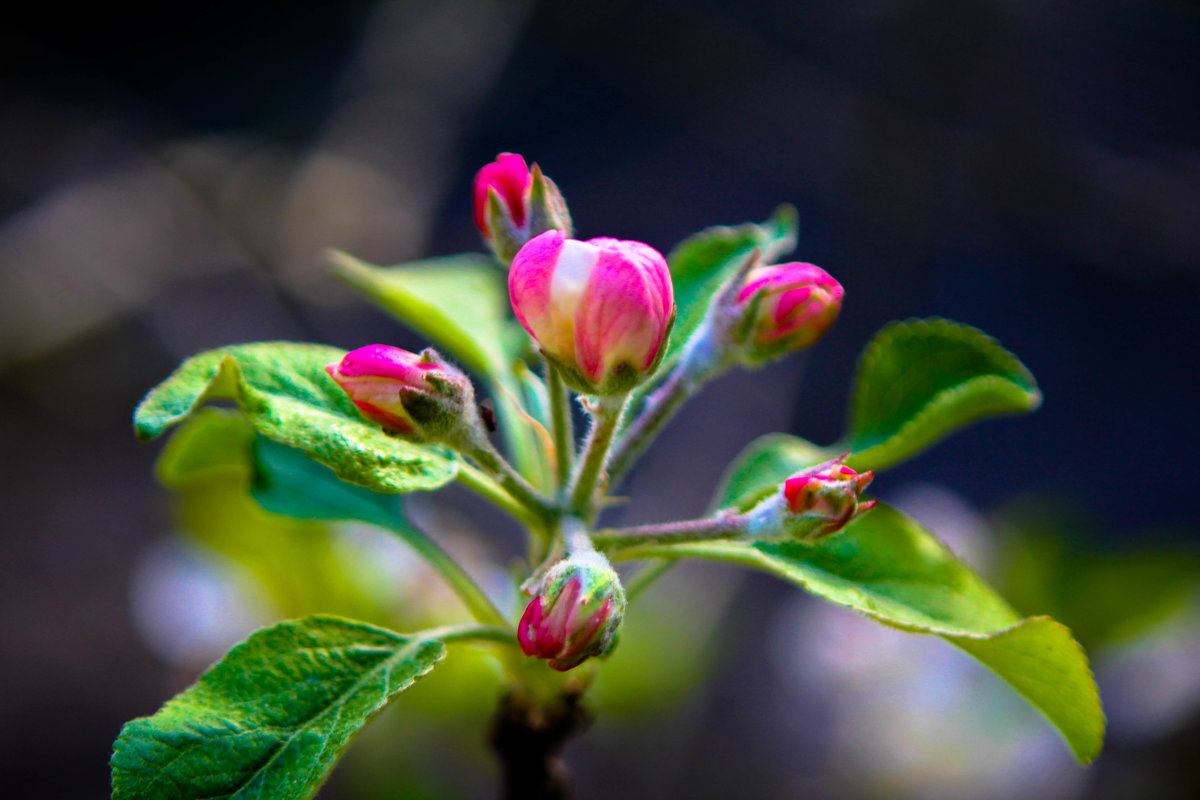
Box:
[951,617,1104,764]
[610,505,1103,763]
[663,205,798,366]
[155,407,256,488]
[135,343,458,494]
[329,251,524,381]
[993,503,1200,650]
[329,251,548,488]
[111,616,446,800]
[250,436,399,530]
[846,318,1041,472]
[711,433,835,511]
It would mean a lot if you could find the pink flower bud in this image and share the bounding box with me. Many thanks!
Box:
[782,457,876,538]
[518,551,626,671]
[474,152,532,235]
[325,345,473,441]
[509,230,675,393]
[473,153,572,263]
[734,263,843,362]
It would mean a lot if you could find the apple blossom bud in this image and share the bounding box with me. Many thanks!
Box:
[325,345,475,442]
[509,230,675,394]
[733,263,843,364]
[474,154,572,263]
[517,551,626,671]
[781,456,876,539]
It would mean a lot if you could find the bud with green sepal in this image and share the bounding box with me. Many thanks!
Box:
[475,153,573,265]
[731,262,843,365]
[517,549,626,671]
[779,455,876,540]
[325,344,479,444]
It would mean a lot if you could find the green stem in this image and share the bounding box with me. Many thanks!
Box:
[567,394,627,515]
[455,462,546,531]
[383,513,509,629]
[420,622,519,646]
[546,363,574,495]
[462,438,558,530]
[591,512,747,551]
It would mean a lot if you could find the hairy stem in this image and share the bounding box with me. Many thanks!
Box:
[567,394,627,515]
[591,512,747,551]
[546,363,574,495]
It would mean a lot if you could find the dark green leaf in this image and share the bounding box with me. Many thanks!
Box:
[847,318,1041,472]
[251,436,399,530]
[135,343,458,494]
[610,505,1103,762]
[111,616,445,800]
[663,205,798,366]
[711,433,835,511]
[993,504,1200,650]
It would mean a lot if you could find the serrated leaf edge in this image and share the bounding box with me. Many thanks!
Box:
[111,616,447,800]
[848,317,1041,468]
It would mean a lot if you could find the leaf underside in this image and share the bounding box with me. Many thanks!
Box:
[134,342,457,494]
[111,616,446,800]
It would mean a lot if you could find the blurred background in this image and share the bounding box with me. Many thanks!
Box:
[2,0,1199,797]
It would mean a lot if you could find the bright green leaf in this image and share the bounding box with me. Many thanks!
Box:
[328,251,524,380]
[950,616,1104,763]
[711,433,835,511]
[846,318,1041,472]
[134,343,458,494]
[155,407,255,488]
[608,505,1103,762]
[111,616,445,800]
[663,205,798,366]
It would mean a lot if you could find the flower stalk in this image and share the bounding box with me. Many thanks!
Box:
[567,393,627,515]
[546,362,574,495]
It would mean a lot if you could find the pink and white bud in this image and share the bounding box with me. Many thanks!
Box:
[734,263,843,363]
[517,551,626,671]
[325,345,474,441]
[473,153,572,263]
[782,456,876,539]
[509,230,675,394]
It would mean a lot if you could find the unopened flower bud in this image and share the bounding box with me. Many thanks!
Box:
[510,230,675,394]
[781,457,876,539]
[517,551,626,671]
[325,345,475,442]
[734,263,843,364]
[474,153,572,264]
